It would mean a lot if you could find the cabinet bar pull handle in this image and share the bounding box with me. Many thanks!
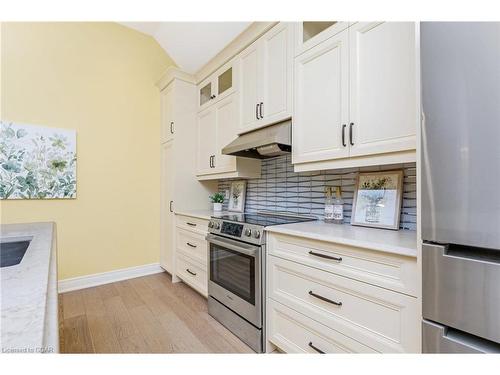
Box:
[186,222,197,227]
[349,122,354,146]
[308,290,342,306]
[256,103,260,120]
[212,155,215,168]
[170,121,174,134]
[259,102,264,118]
[308,250,342,262]
[169,201,173,213]
[342,124,346,147]
[186,269,197,276]
[186,242,197,248]
[308,342,325,354]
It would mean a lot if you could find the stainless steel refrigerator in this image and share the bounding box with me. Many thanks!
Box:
[421,22,500,353]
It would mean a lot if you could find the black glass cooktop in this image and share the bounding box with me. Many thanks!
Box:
[212,213,317,227]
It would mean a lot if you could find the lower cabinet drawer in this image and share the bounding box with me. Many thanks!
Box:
[268,233,418,296]
[267,299,376,353]
[176,215,209,233]
[176,253,208,297]
[176,228,208,265]
[268,255,419,353]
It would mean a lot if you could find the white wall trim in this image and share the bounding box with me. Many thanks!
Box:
[58,263,164,293]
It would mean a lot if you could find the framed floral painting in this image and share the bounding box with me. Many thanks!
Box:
[0,121,77,199]
[228,180,247,212]
[351,170,403,230]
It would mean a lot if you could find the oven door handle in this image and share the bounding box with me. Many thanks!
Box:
[206,234,259,257]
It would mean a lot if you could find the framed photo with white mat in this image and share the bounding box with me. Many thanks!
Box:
[228,180,247,212]
[351,170,403,230]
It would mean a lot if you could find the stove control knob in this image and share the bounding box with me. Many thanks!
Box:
[253,230,261,239]
[208,221,214,228]
[214,222,220,230]
[244,228,252,237]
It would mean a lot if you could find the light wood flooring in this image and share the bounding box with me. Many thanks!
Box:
[59,272,253,353]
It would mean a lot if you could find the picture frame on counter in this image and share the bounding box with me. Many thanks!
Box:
[228,180,247,212]
[351,170,403,230]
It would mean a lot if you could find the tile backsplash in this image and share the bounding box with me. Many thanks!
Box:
[218,155,416,231]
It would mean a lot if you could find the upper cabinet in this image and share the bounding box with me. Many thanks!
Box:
[348,22,417,158]
[293,29,349,164]
[196,93,261,180]
[238,22,293,134]
[198,60,235,110]
[293,22,418,172]
[295,21,350,56]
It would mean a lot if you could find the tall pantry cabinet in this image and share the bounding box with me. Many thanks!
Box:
[158,68,216,274]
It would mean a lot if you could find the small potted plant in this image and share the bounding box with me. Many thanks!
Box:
[210,192,225,212]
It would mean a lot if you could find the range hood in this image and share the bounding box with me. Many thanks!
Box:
[222,121,291,159]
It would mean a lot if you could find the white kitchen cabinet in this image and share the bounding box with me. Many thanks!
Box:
[292,22,417,172]
[160,140,174,272]
[174,214,210,297]
[238,22,293,134]
[196,93,261,180]
[198,60,235,110]
[348,22,417,158]
[157,69,218,277]
[239,40,260,132]
[292,29,349,164]
[294,21,350,56]
[160,83,174,143]
[196,107,217,175]
[266,232,420,353]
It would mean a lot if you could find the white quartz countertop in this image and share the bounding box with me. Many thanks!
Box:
[1,222,57,353]
[174,209,229,220]
[265,221,417,258]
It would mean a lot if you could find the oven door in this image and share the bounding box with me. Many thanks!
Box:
[206,234,262,328]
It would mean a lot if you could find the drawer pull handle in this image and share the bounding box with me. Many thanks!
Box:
[308,251,342,262]
[309,291,342,306]
[186,269,197,276]
[308,342,325,354]
[186,222,197,227]
[186,242,197,248]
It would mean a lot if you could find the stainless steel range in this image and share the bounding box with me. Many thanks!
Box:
[206,212,316,352]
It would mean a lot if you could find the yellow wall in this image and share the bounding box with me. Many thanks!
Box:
[0,22,175,280]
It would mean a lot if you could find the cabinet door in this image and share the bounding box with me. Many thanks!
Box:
[295,22,350,56]
[160,141,174,272]
[198,77,214,110]
[161,83,174,143]
[215,62,235,102]
[260,22,293,127]
[213,94,238,173]
[349,22,417,157]
[292,30,349,164]
[239,40,260,133]
[196,107,217,175]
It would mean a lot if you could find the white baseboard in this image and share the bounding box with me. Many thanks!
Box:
[58,263,164,293]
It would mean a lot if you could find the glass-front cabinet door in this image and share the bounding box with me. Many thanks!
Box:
[198,60,236,110]
[217,66,233,96]
[199,81,212,107]
[295,21,350,56]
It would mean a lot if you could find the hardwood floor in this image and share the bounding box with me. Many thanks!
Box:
[59,272,254,353]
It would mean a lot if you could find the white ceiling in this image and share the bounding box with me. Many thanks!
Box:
[121,22,251,74]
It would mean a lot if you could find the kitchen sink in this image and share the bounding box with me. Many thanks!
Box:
[0,240,31,267]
